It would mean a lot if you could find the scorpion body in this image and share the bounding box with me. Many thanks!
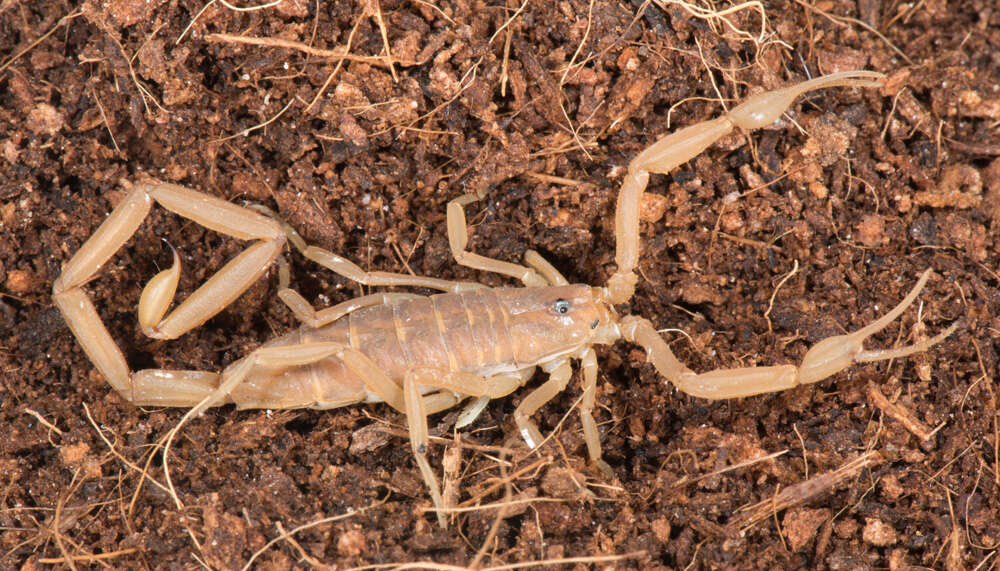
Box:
[130,285,616,411]
[54,71,957,527]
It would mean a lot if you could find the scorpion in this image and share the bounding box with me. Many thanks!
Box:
[53,71,957,527]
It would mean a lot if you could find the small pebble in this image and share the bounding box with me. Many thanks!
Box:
[862,518,898,546]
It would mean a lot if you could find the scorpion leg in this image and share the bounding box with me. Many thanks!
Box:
[456,367,535,429]
[227,342,414,412]
[274,257,422,328]
[447,193,549,286]
[403,371,449,528]
[254,204,484,293]
[578,347,613,476]
[523,250,569,285]
[512,358,573,450]
[53,182,285,396]
[402,367,528,527]
[605,71,886,304]
[279,290,419,328]
[620,269,958,399]
[153,342,391,415]
[279,289,421,328]
[120,342,399,409]
[511,353,610,475]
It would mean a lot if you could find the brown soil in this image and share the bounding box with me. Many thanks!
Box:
[2,0,998,568]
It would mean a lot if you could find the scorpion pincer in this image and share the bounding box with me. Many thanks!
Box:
[53,71,957,527]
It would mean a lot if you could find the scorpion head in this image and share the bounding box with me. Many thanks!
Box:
[498,285,619,364]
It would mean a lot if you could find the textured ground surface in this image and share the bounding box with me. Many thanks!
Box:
[2,0,999,568]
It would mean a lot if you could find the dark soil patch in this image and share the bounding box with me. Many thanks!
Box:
[2,0,998,568]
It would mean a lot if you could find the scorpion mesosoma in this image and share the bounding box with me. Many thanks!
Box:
[53,71,957,527]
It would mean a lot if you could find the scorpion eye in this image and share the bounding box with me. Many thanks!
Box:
[553,299,570,315]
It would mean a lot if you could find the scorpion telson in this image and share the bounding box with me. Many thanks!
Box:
[54,71,956,527]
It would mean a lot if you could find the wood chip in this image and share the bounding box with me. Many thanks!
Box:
[867,383,935,441]
[730,451,882,531]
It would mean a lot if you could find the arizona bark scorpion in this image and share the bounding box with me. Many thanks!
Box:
[53,71,957,527]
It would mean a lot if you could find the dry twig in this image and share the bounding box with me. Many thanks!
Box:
[730,451,883,531]
[867,383,937,441]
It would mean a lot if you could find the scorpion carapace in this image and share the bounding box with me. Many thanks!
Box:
[494,286,619,364]
[53,71,957,527]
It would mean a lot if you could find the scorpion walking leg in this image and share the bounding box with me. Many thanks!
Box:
[447,193,551,287]
[121,346,478,414]
[158,342,401,417]
[605,71,885,303]
[402,372,448,528]
[402,367,528,527]
[53,182,285,397]
[523,250,570,286]
[512,358,573,450]
[279,291,421,328]
[255,204,484,293]
[510,354,611,475]
[621,270,958,399]
[274,257,423,328]
[577,347,612,475]
[225,342,417,413]
[456,367,535,429]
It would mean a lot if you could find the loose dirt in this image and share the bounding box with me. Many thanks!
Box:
[2,0,998,568]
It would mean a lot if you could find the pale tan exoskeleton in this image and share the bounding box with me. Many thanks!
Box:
[53,71,957,527]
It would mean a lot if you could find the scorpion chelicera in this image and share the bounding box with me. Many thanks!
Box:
[53,71,957,526]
